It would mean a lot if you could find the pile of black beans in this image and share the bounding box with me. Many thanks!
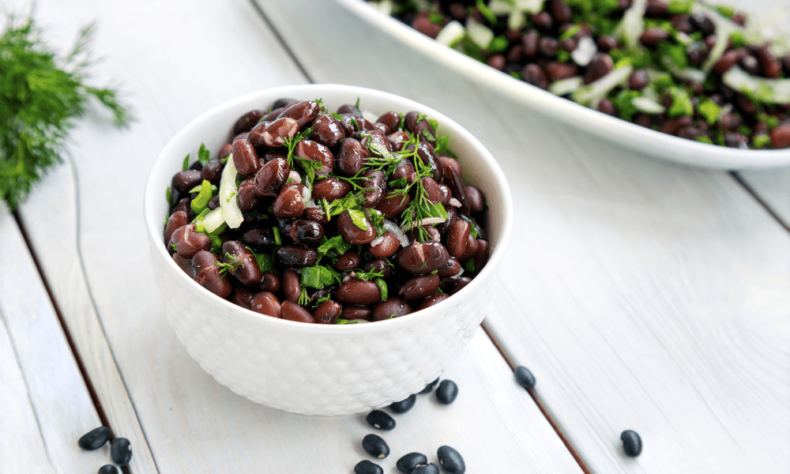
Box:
[376,0,790,149]
[78,426,132,473]
[164,98,490,323]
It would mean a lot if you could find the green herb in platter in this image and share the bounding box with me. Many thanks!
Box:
[0,17,131,209]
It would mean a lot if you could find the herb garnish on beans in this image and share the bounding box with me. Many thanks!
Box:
[366,0,790,150]
[164,99,490,324]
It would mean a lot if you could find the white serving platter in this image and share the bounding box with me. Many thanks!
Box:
[336,0,790,169]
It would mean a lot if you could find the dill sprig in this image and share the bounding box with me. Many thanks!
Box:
[0,16,131,209]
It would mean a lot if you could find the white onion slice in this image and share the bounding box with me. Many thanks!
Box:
[613,0,647,50]
[301,186,311,203]
[632,97,666,114]
[383,219,410,247]
[467,18,493,50]
[370,235,386,247]
[572,65,633,108]
[515,0,545,13]
[692,4,743,73]
[304,198,318,209]
[450,267,465,280]
[549,76,583,96]
[436,21,465,47]
[571,37,597,67]
[449,198,462,208]
[219,155,243,229]
[288,170,302,184]
[403,217,445,230]
[723,66,790,104]
[202,207,225,233]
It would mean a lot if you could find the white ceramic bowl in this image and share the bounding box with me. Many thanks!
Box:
[336,0,790,169]
[144,84,513,415]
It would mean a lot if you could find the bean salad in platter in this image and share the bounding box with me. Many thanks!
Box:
[365,0,790,150]
[164,98,490,324]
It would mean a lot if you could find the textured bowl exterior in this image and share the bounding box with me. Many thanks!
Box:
[144,84,513,415]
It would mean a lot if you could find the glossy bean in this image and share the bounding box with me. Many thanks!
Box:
[438,184,452,205]
[368,232,399,258]
[258,272,280,293]
[629,69,649,90]
[170,224,211,259]
[396,241,450,274]
[405,226,440,243]
[337,103,363,116]
[475,239,491,272]
[437,258,461,278]
[337,210,376,245]
[367,410,396,430]
[312,300,342,324]
[201,159,223,185]
[282,269,302,303]
[436,206,458,235]
[222,240,261,287]
[621,430,643,457]
[231,287,253,309]
[404,111,437,146]
[355,460,384,474]
[336,251,362,271]
[522,63,549,89]
[273,183,305,218]
[342,305,373,321]
[376,111,401,132]
[304,207,330,225]
[232,109,264,135]
[336,279,381,305]
[421,177,442,204]
[372,297,412,321]
[359,257,392,278]
[281,300,316,323]
[437,446,466,474]
[237,176,261,212]
[247,121,269,150]
[295,139,334,175]
[275,246,317,267]
[459,234,479,263]
[339,113,374,132]
[372,121,390,135]
[362,170,386,207]
[362,434,390,459]
[399,274,440,301]
[413,141,442,182]
[584,53,613,84]
[771,124,790,149]
[232,132,249,143]
[249,291,282,317]
[375,191,410,218]
[241,227,274,251]
[389,394,416,414]
[396,452,428,473]
[262,117,299,148]
[277,100,319,128]
[388,131,411,151]
[110,438,132,466]
[98,465,118,474]
[312,177,351,202]
[545,61,579,81]
[446,219,470,259]
[172,170,202,192]
[192,251,232,298]
[390,161,417,184]
[311,114,347,148]
[418,292,450,310]
[443,165,468,209]
[254,158,290,197]
[78,427,111,450]
[164,211,189,245]
[412,464,440,474]
[288,219,324,244]
[515,365,536,389]
[539,36,558,57]
[231,139,261,177]
[445,276,471,294]
[435,379,458,404]
[337,138,369,176]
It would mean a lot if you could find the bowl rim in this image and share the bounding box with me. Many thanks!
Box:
[335,0,790,170]
[144,83,513,334]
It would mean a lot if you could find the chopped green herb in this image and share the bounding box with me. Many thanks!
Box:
[182,154,190,171]
[752,134,771,149]
[246,246,276,274]
[667,87,694,118]
[476,0,498,25]
[273,226,282,246]
[463,259,476,273]
[354,97,361,109]
[298,287,311,306]
[353,268,384,281]
[428,12,445,25]
[388,178,407,188]
[301,264,340,289]
[375,278,388,301]
[666,0,694,14]
[694,135,714,144]
[488,35,509,53]
[198,143,211,166]
[347,208,370,230]
[166,186,172,204]
[697,99,721,125]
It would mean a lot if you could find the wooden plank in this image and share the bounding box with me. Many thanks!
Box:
[258,1,790,473]
[0,204,107,472]
[736,169,790,228]
[15,0,582,472]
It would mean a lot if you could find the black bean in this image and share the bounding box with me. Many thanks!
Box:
[355,460,384,474]
[412,464,440,474]
[435,379,458,404]
[621,430,643,457]
[366,410,396,430]
[78,426,111,450]
[98,465,118,474]
[437,445,466,474]
[110,437,132,466]
[419,377,439,394]
[362,434,390,459]
[396,452,429,473]
[275,246,317,267]
[515,366,536,389]
[389,394,416,414]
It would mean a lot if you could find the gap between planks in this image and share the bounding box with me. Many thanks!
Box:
[248,0,595,472]
[12,210,137,474]
[729,172,790,231]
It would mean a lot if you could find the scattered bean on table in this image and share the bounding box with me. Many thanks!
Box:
[367,409,397,430]
[78,426,111,450]
[98,465,118,474]
[396,452,429,473]
[355,459,384,474]
[621,429,643,457]
[389,394,417,414]
[110,438,132,466]
[362,434,391,459]
[435,379,459,404]
[515,365,536,389]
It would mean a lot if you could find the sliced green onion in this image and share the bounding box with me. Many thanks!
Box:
[549,76,583,96]
[723,66,790,104]
[435,20,465,47]
[466,17,493,50]
[375,278,388,302]
[573,65,633,108]
[273,226,282,246]
[190,180,213,214]
[632,97,666,114]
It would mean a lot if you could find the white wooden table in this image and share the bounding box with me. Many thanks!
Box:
[2,1,788,473]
